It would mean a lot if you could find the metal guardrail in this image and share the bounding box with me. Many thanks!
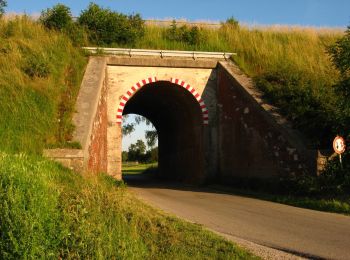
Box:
[83,47,236,59]
[144,19,221,28]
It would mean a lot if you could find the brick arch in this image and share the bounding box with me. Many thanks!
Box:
[116,77,209,125]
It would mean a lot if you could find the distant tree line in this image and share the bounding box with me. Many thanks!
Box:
[122,139,158,163]
[0,0,6,17]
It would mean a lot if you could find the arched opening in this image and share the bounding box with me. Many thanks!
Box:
[121,80,205,183]
[121,114,158,178]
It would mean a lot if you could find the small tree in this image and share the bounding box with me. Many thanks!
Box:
[145,130,158,148]
[0,0,6,17]
[78,3,144,45]
[40,4,73,31]
[328,25,350,136]
[164,21,206,46]
[328,26,350,78]
[128,139,146,162]
[225,16,239,28]
[122,151,128,162]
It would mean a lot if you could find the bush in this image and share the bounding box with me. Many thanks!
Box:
[320,151,350,195]
[327,26,350,136]
[64,23,89,47]
[164,20,206,46]
[222,16,239,28]
[78,3,144,46]
[328,26,350,77]
[0,0,6,17]
[22,52,51,78]
[255,68,337,147]
[40,4,73,31]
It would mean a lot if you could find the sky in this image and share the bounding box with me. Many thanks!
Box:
[6,0,350,27]
[122,115,156,151]
[5,0,350,150]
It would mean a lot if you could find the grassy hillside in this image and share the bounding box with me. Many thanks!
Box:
[0,16,86,154]
[125,23,343,147]
[0,153,255,259]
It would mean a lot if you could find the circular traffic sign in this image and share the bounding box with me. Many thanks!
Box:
[333,136,346,154]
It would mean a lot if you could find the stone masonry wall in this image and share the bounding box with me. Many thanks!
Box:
[87,77,108,173]
[217,61,316,179]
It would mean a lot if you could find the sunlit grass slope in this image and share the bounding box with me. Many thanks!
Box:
[0,153,256,259]
[0,16,87,154]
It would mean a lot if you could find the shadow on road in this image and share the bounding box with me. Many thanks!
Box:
[123,172,241,197]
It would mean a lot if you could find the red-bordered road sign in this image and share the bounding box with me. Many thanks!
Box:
[333,136,346,154]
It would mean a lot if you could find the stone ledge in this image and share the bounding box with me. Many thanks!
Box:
[43,148,84,158]
[107,55,219,68]
[44,148,84,172]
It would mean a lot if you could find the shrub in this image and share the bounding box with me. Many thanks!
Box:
[319,151,350,195]
[22,53,51,78]
[255,68,337,147]
[40,4,73,31]
[0,0,6,17]
[78,3,144,45]
[222,16,239,28]
[327,26,350,136]
[64,23,89,46]
[328,26,350,77]
[164,20,206,46]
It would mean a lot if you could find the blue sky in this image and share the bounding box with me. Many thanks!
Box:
[6,0,350,27]
[122,115,156,151]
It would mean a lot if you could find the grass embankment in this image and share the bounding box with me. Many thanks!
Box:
[127,24,342,147]
[0,154,256,259]
[0,17,255,259]
[0,16,86,154]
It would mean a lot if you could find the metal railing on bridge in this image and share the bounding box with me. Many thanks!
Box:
[82,47,236,60]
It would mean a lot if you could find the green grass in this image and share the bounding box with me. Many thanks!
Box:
[0,153,257,259]
[209,184,350,215]
[0,16,87,154]
[122,163,158,175]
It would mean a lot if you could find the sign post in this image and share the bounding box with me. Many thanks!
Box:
[333,136,346,168]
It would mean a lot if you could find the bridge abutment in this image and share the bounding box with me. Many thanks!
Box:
[45,53,327,183]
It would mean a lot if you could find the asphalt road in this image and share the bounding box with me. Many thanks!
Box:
[125,175,350,260]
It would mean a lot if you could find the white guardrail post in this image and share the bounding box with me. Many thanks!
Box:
[82,47,236,60]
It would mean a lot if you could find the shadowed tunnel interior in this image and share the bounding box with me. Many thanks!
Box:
[123,81,205,183]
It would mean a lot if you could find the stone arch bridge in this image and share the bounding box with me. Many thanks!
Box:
[45,49,326,183]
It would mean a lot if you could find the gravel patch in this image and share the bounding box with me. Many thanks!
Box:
[211,230,308,260]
